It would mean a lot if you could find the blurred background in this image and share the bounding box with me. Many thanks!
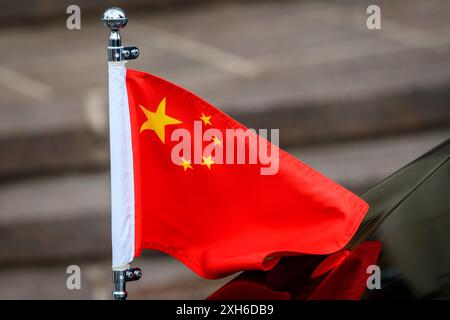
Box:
[0,0,449,299]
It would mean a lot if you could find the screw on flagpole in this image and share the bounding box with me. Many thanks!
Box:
[102,7,140,62]
[112,268,143,300]
[102,7,141,300]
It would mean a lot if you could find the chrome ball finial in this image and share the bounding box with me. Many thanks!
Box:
[102,7,128,30]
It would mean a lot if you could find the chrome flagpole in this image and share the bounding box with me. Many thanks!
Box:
[102,7,141,300]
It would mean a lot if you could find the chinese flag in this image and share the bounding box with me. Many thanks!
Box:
[108,63,368,279]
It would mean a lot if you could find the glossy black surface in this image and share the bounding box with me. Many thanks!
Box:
[209,138,450,299]
[357,138,450,299]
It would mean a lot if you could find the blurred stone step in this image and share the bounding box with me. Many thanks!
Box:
[0,173,110,266]
[0,100,107,182]
[0,129,448,267]
[1,83,449,182]
[2,0,450,180]
[2,86,449,183]
[289,128,450,194]
[235,83,450,148]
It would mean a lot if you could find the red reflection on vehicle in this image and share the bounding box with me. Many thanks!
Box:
[208,241,382,300]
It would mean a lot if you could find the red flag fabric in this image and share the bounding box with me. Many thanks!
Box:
[122,68,368,279]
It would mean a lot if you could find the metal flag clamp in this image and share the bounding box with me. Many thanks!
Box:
[102,7,140,62]
[112,267,143,300]
[102,7,142,300]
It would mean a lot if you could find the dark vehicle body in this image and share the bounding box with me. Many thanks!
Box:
[210,138,450,299]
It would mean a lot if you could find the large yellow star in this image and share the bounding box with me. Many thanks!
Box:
[201,155,215,170]
[139,98,182,143]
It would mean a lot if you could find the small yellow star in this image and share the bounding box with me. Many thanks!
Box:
[139,98,182,143]
[201,155,215,170]
[212,136,222,147]
[180,157,193,171]
[200,113,212,126]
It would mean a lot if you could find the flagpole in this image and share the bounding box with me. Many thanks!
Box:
[102,7,141,300]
